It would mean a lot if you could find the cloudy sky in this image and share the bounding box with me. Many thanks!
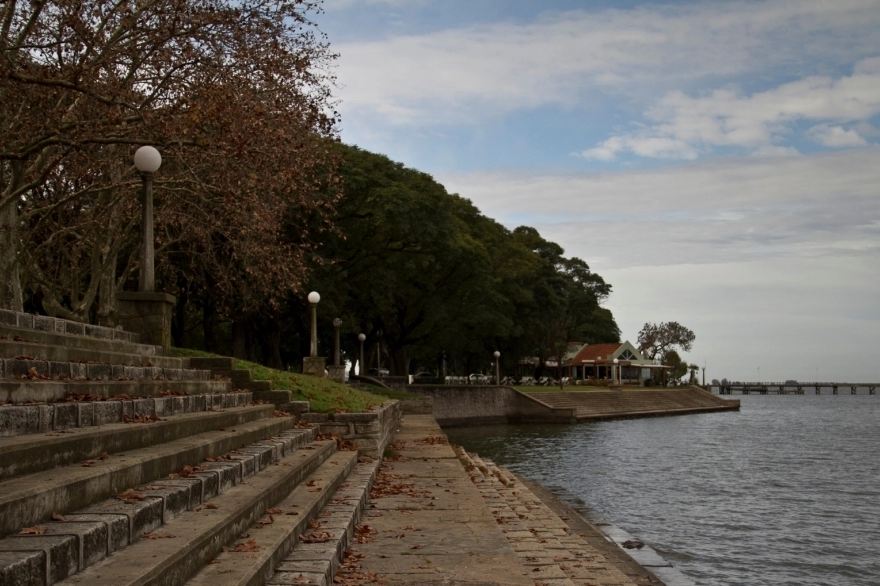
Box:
[315,0,880,382]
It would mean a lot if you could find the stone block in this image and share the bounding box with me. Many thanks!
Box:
[82,497,164,543]
[354,421,381,435]
[0,309,17,326]
[211,394,224,410]
[228,453,256,478]
[112,328,129,341]
[202,462,240,492]
[139,484,191,522]
[123,366,144,381]
[55,320,67,334]
[70,362,87,379]
[241,446,274,471]
[8,359,48,378]
[121,401,133,420]
[319,423,352,436]
[0,549,44,586]
[164,368,182,380]
[172,396,185,414]
[132,398,155,418]
[0,359,4,379]
[49,361,72,378]
[0,534,78,584]
[115,292,175,350]
[38,405,53,432]
[15,313,34,329]
[65,514,129,553]
[33,315,55,332]
[85,324,112,339]
[111,365,125,380]
[79,403,94,427]
[86,364,112,381]
[192,471,220,501]
[332,412,377,423]
[300,413,329,423]
[286,401,310,417]
[41,521,108,569]
[65,321,85,336]
[154,397,171,417]
[93,402,123,426]
[182,396,195,413]
[150,478,204,509]
[192,394,207,412]
[0,406,41,437]
[302,356,326,377]
[54,403,79,430]
[222,394,235,409]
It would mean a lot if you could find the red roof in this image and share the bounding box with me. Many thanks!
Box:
[568,343,622,363]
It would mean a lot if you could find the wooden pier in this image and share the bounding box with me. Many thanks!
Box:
[713,382,878,395]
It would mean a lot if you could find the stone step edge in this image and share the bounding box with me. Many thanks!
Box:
[467,457,639,586]
[0,356,213,383]
[0,415,300,538]
[0,429,325,586]
[0,403,274,481]
[266,458,382,586]
[184,449,361,586]
[0,310,141,345]
[0,380,234,406]
[0,390,253,438]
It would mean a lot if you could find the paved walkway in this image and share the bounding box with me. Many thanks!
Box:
[337,414,664,586]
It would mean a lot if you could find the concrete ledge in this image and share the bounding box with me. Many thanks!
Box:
[302,401,401,458]
[0,309,140,344]
[0,401,266,479]
[0,379,232,405]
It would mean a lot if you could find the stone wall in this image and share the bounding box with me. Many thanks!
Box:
[300,400,401,457]
[406,386,576,426]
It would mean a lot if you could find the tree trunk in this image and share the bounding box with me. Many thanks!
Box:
[203,304,219,353]
[232,317,249,359]
[0,197,23,312]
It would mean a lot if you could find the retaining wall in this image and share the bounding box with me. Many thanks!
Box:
[405,386,576,426]
[300,400,402,457]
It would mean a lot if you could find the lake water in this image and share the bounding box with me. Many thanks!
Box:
[444,394,880,586]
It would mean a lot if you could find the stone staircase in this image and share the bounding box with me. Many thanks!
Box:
[0,310,395,586]
[457,449,641,586]
[525,388,738,420]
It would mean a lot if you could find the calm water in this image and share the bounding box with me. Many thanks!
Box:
[445,395,880,586]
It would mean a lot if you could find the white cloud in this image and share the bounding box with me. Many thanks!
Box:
[333,0,880,126]
[807,124,869,147]
[581,60,880,160]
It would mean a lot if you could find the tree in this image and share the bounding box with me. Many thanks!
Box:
[1,0,338,314]
[637,321,696,362]
[663,350,687,385]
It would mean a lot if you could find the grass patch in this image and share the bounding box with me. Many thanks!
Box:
[170,347,385,413]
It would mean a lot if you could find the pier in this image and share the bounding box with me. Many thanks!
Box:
[713,382,879,395]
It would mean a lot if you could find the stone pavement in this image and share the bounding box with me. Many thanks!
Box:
[335,414,664,586]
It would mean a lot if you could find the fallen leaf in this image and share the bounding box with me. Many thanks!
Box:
[19,526,45,535]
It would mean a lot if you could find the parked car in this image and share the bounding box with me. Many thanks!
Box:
[366,368,390,376]
[412,371,434,382]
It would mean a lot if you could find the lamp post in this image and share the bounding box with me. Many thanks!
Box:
[493,351,501,385]
[613,358,619,385]
[332,318,342,365]
[133,146,161,292]
[358,333,366,376]
[307,291,320,357]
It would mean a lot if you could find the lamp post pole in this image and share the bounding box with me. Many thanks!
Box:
[333,318,342,365]
[494,351,501,385]
[133,146,162,292]
[613,358,619,385]
[358,333,366,376]
[307,291,320,357]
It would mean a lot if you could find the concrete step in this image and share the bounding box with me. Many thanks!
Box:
[185,449,360,586]
[264,458,381,586]
[0,414,300,537]
[0,354,210,382]
[0,324,161,359]
[0,339,185,370]
[0,429,322,586]
[0,379,232,404]
[60,441,351,586]
[0,309,141,345]
[0,400,265,478]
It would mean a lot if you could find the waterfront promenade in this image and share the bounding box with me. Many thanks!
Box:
[338,414,664,586]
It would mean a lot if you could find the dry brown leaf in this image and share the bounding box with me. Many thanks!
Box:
[19,525,45,535]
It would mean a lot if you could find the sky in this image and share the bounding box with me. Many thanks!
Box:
[313,0,880,382]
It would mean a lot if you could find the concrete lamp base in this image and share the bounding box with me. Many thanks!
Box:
[327,365,346,383]
[115,292,176,350]
[303,356,327,377]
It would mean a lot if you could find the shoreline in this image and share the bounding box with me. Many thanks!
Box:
[518,475,698,586]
